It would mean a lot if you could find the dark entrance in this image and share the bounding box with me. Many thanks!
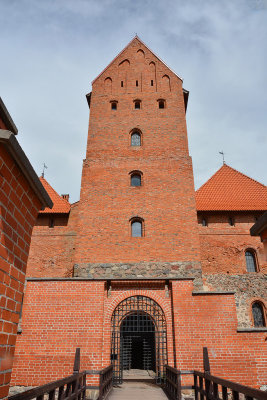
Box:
[111,296,167,384]
[121,313,156,372]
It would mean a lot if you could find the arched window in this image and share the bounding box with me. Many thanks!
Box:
[202,218,207,227]
[245,250,257,272]
[252,302,266,327]
[158,99,166,109]
[134,100,141,109]
[130,171,142,187]
[111,101,117,110]
[131,218,143,237]
[131,131,141,146]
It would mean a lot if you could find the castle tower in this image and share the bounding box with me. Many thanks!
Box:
[74,36,201,281]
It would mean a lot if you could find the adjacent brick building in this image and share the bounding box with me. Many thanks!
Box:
[9,37,267,391]
[0,98,52,399]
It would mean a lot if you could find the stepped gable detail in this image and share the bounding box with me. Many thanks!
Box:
[196,164,267,211]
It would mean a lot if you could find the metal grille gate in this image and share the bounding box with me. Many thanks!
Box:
[111,296,167,384]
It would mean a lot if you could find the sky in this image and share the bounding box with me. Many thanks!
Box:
[0,0,266,203]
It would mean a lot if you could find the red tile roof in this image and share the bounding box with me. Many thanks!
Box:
[196,164,267,211]
[39,177,70,214]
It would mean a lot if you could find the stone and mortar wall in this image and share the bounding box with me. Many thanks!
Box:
[74,261,203,289]
[26,203,79,278]
[0,145,41,399]
[198,212,267,327]
[203,274,267,327]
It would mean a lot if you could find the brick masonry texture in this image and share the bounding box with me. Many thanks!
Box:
[10,280,267,388]
[74,37,201,267]
[10,37,267,391]
[198,212,267,326]
[0,144,42,399]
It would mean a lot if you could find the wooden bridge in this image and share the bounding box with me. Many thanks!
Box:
[8,348,266,400]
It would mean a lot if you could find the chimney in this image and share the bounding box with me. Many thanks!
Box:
[61,194,69,202]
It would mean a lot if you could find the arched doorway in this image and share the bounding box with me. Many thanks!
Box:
[111,296,167,384]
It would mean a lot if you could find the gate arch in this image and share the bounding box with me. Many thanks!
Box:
[111,295,167,384]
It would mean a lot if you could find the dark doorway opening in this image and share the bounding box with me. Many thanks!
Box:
[121,330,156,371]
[111,296,167,384]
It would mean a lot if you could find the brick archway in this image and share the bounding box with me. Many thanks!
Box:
[102,289,174,375]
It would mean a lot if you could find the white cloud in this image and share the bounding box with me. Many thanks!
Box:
[0,0,266,200]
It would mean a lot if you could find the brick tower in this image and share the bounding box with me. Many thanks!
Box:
[74,36,201,282]
[10,37,267,391]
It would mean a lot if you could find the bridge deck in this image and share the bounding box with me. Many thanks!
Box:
[108,381,168,399]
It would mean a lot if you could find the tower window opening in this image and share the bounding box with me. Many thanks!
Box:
[252,302,266,327]
[134,101,141,110]
[49,218,54,228]
[130,172,142,187]
[111,102,117,110]
[131,219,143,237]
[202,218,207,227]
[131,131,141,146]
[136,80,138,87]
[151,80,154,86]
[229,217,235,226]
[158,99,165,109]
[245,250,257,272]
[121,81,124,87]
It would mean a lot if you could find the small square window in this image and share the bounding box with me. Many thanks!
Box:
[134,101,141,110]
[159,101,165,109]
[111,102,117,110]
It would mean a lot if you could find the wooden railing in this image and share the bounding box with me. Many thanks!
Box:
[8,348,113,400]
[8,372,87,400]
[164,348,266,400]
[99,365,113,400]
[164,365,181,400]
[194,371,267,400]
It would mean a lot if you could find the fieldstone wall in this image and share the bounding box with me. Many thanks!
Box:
[74,261,203,288]
[203,273,267,327]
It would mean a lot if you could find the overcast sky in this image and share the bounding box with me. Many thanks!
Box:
[1,0,266,203]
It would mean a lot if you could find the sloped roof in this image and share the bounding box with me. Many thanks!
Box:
[39,176,70,214]
[196,164,267,211]
[92,35,183,84]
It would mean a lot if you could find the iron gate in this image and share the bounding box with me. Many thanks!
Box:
[111,296,167,384]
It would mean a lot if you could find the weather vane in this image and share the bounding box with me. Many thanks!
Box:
[42,163,48,178]
[219,151,225,165]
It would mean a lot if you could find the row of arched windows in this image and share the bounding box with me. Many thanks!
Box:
[111,99,166,111]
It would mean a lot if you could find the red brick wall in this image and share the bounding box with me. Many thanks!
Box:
[11,280,267,389]
[11,281,105,386]
[171,280,267,387]
[0,145,41,398]
[26,203,79,278]
[198,212,267,274]
[75,37,200,267]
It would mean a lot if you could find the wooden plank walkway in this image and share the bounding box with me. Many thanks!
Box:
[108,381,168,399]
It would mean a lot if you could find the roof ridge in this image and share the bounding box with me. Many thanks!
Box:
[223,164,266,188]
[196,163,266,194]
[40,176,70,205]
[91,35,183,85]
